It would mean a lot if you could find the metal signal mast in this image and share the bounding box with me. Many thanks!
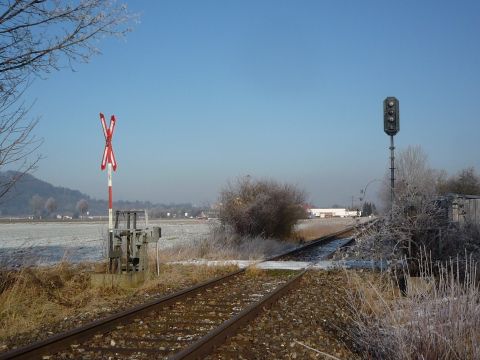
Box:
[383,97,400,213]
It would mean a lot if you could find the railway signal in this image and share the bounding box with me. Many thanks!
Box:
[100,113,117,264]
[383,97,400,136]
[383,97,399,214]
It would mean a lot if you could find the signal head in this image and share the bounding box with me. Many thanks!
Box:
[383,97,399,136]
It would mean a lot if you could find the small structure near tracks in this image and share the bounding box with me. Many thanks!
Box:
[442,193,480,225]
[93,210,161,287]
[108,210,161,274]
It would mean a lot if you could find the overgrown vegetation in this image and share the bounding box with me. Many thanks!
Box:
[347,146,480,265]
[340,145,480,359]
[347,254,479,360]
[219,176,306,239]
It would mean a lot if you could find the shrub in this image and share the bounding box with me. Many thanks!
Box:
[219,176,307,239]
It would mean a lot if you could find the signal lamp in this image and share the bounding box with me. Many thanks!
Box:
[383,97,399,135]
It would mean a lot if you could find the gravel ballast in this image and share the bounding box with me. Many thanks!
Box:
[206,270,358,359]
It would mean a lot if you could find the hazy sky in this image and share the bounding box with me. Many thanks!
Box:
[25,0,480,207]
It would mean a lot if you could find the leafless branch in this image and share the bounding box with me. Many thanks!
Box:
[0,0,135,200]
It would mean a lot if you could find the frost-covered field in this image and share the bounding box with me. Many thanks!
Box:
[0,217,364,265]
[0,220,211,265]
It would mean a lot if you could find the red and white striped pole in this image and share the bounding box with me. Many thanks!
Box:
[108,162,113,232]
[100,113,117,264]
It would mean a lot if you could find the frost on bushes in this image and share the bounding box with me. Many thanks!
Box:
[336,188,480,289]
[336,182,480,263]
[336,188,445,262]
[218,177,306,239]
[165,223,296,260]
[347,254,480,360]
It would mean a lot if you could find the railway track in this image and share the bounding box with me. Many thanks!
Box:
[273,226,355,262]
[0,223,367,360]
[276,219,378,262]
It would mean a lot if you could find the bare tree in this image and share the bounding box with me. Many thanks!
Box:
[359,146,447,260]
[438,167,480,195]
[29,194,44,218]
[0,0,135,198]
[76,198,88,216]
[44,196,57,215]
[380,145,438,211]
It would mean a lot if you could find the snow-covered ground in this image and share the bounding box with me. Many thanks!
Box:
[0,219,211,265]
[0,218,365,266]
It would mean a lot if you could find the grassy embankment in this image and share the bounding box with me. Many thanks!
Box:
[0,262,237,349]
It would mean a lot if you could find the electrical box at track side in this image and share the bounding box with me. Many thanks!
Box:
[108,210,161,274]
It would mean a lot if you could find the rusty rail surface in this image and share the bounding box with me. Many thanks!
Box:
[0,224,362,360]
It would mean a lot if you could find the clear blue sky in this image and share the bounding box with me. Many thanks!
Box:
[26,0,480,207]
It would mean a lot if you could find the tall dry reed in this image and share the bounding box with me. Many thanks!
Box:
[346,252,480,360]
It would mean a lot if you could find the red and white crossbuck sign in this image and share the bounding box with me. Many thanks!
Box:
[100,113,117,171]
[100,112,117,237]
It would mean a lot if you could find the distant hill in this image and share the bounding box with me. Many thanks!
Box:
[0,171,202,218]
[0,171,92,216]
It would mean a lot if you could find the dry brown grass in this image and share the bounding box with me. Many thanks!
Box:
[346,254,480,360]
[0,262,237,345]
[0,263,91,339]
[157,219,358,262]
[244,266,266,278]
[157,226,296,261]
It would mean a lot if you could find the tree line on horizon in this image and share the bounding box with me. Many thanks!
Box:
[0,171,204,219]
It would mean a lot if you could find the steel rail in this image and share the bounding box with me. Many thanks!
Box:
[169,270,306,360]
[0,223,365,360]
[269,226,355,261]
[0,269,245,360]
[270,218,378,262]
[169,221,376,359]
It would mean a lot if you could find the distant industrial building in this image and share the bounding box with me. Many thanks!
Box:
[309,208,360,218]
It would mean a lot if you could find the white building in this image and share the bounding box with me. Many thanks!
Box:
[309,208,361,218]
